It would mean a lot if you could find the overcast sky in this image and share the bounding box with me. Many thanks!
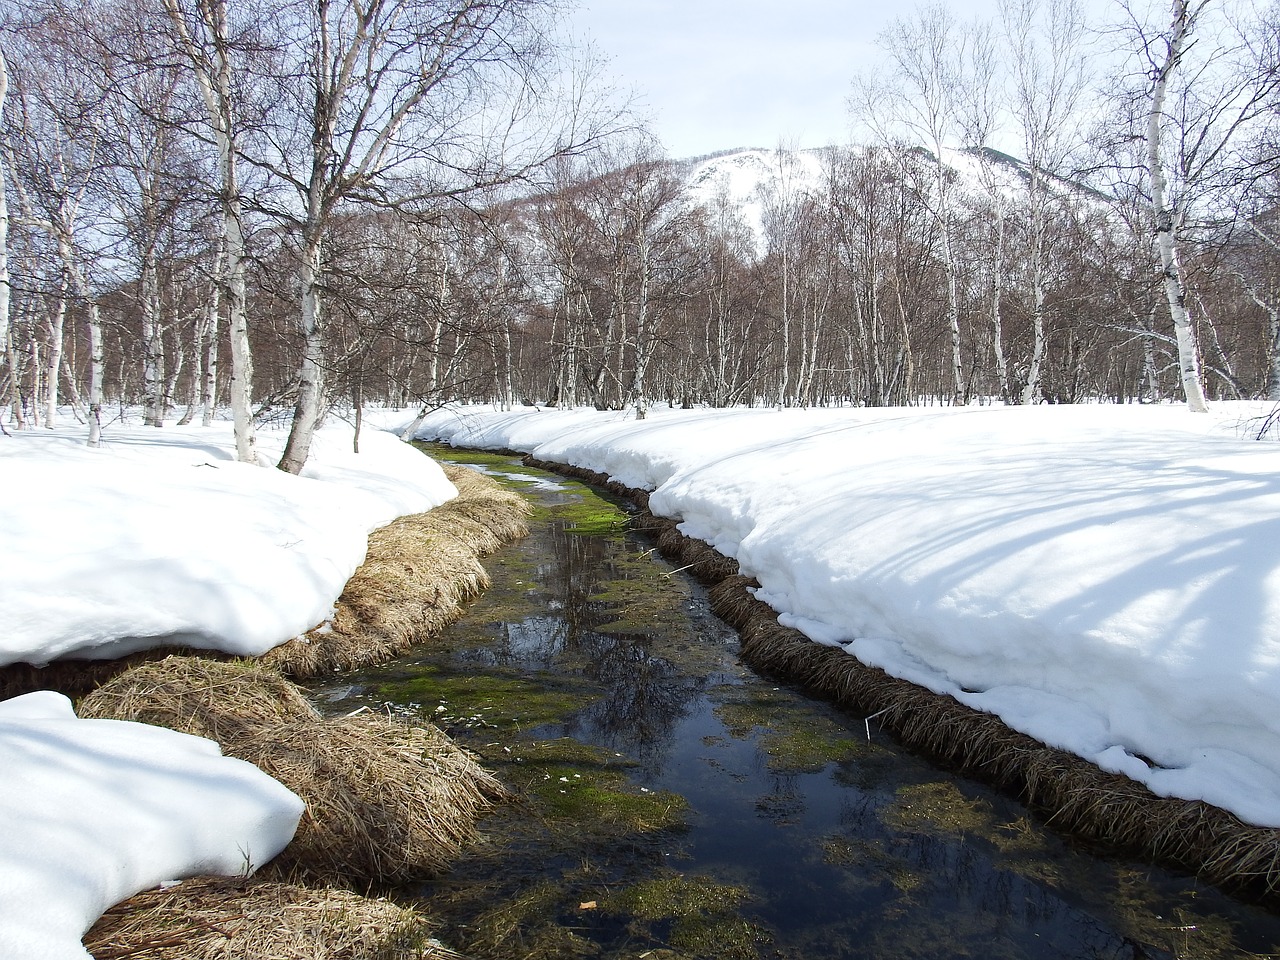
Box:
[568,0,1123,160]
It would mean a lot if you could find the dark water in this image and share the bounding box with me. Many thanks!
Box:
[314,449,1280,960]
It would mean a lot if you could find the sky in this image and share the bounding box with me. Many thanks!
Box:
[568,0,1124,160]
[569,0,876,158]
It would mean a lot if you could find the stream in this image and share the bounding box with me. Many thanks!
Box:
[313,446,1280,960]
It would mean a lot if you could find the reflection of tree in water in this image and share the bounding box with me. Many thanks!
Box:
[544,522,612,626]
[756,772,805,825]
[462,513,709,769]
[830,792,1174,958]
[563,629,707,771]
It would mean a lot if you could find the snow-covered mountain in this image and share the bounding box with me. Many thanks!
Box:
[681,148,831,240]
[677,144,1100,241]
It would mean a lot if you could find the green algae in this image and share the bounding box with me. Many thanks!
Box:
[605,874,767,960]
[882,781,996,836]
[713,683,864,773]
[504,737,687,834]
[461,877,599,960]
[544,482,631,535]
[370,665,595,732]
[413,442,547,483]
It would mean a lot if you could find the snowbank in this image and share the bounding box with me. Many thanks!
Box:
[0,690,304,960]
[0,418,456,666]
[415,401,1280,828]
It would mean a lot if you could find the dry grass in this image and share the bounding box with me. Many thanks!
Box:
[259,713,511,885]
[78,656,318,737]
[522,454,1280,903]
[0,655,148,702]
[2,464,530,699]
[266,464,530,679]
[79,657,511,886]
[82,876,464,960]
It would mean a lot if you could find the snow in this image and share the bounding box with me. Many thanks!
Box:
[0,417,457,666]
[414,401,1280,829]
[8,399,1280,955]
[0,413,454,958]
[1,690,304,960]
[686,147,828,242]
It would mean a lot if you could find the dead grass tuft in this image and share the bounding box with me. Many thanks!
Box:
[77,656,318,738]
[266,464,530,679]
[260,712,512,885]
[82,876,464,960]
[80,657,511,886]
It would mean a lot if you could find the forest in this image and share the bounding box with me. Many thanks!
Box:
[1,0,1279,472]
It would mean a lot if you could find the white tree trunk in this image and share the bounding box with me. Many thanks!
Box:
[1021,170,1047,405]
[43,282,67,427]
[0,51,9,363]
[278,231,326,474]
[200,297,218,427]
[1147,0,1209,413]
[163,0,258,459]
[937,165,966,405]
[141,245,164,426]
[989,203,1011,402]
[85,297,104,447]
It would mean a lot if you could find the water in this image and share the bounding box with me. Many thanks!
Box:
[313,448,1280,960]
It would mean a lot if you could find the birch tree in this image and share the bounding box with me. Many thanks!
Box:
[1002,0,1090,404]
[0,49,9,417]
[758,144,806,407]
[1142,0,1210,410]
[160,0,261,459]
[1,43,108,444]
[856,3,979,404]
[617,148,688,419]
[1112,0,1279,410]
[261,0,609,475]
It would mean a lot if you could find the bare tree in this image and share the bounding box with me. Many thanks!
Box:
[1109,0,1279,410]
[1002,0,1091,403]
[161,0,263,458]
[255,0,612,474]
[855,3,986,404]
[0,48,9,413]
[1,36,108,444]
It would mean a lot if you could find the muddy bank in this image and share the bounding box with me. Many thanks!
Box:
[523,455,1280,905]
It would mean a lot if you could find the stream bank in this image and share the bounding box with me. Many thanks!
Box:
[318,446,1280,960]
[72,461,533,960]
[521,454,1280,906]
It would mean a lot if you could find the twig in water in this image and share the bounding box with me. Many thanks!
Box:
[865,707,892,742]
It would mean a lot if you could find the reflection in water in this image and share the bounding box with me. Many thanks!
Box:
[321,457,1280,960]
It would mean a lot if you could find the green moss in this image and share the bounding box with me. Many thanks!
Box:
[371,665,595,732]
[413,441,546,480]
[881,781,995,836]
[464,878,599,960]
[713,686,861,773]
[538,481,631,535]
[510,738,687,834]
[606,874,766,960]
